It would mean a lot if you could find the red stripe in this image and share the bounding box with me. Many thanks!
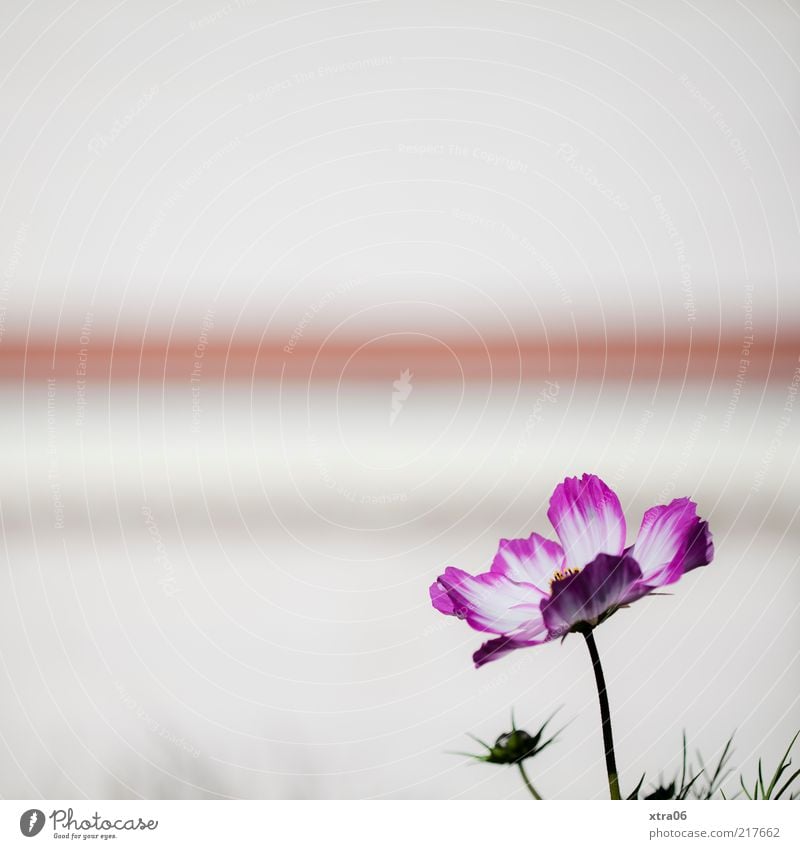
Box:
[0,331,796,382]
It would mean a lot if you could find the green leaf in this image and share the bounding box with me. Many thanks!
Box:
[627,773,646,800]
[775,767,800,800]
[678,771,704,800]
[764,730,800,798]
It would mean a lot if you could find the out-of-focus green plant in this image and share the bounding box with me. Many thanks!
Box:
[630,731,800,800]
[632,732,735,800]
[738,731,800,800]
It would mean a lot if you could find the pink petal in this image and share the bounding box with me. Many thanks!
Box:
[683,520,714,573]
[429,580,456,615]
[547,474,626,568]
[473,635,545,668]
[434,567,545,635]
[632,498,714,587]
[490,532,565,591]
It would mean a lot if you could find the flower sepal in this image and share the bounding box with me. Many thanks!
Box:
[463,712,561,766]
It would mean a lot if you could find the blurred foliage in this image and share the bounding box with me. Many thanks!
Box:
[738,731,800,800]
[630,731,800,801]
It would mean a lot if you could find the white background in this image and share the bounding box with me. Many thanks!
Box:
[0,0,798,801]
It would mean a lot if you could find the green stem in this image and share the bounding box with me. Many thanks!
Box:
[517,761,542,800]
[584,630,622,800]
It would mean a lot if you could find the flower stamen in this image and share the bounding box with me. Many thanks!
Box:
[550,567,580,587]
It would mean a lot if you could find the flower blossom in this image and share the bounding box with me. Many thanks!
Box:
[430,474,713,667]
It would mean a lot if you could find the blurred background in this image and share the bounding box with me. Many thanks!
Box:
[0,0,798,799]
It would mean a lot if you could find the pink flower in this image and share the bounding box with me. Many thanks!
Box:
[430,474,713,667]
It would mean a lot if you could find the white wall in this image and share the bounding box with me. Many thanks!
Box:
[0,382,797,798]
[0,0,798,341]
